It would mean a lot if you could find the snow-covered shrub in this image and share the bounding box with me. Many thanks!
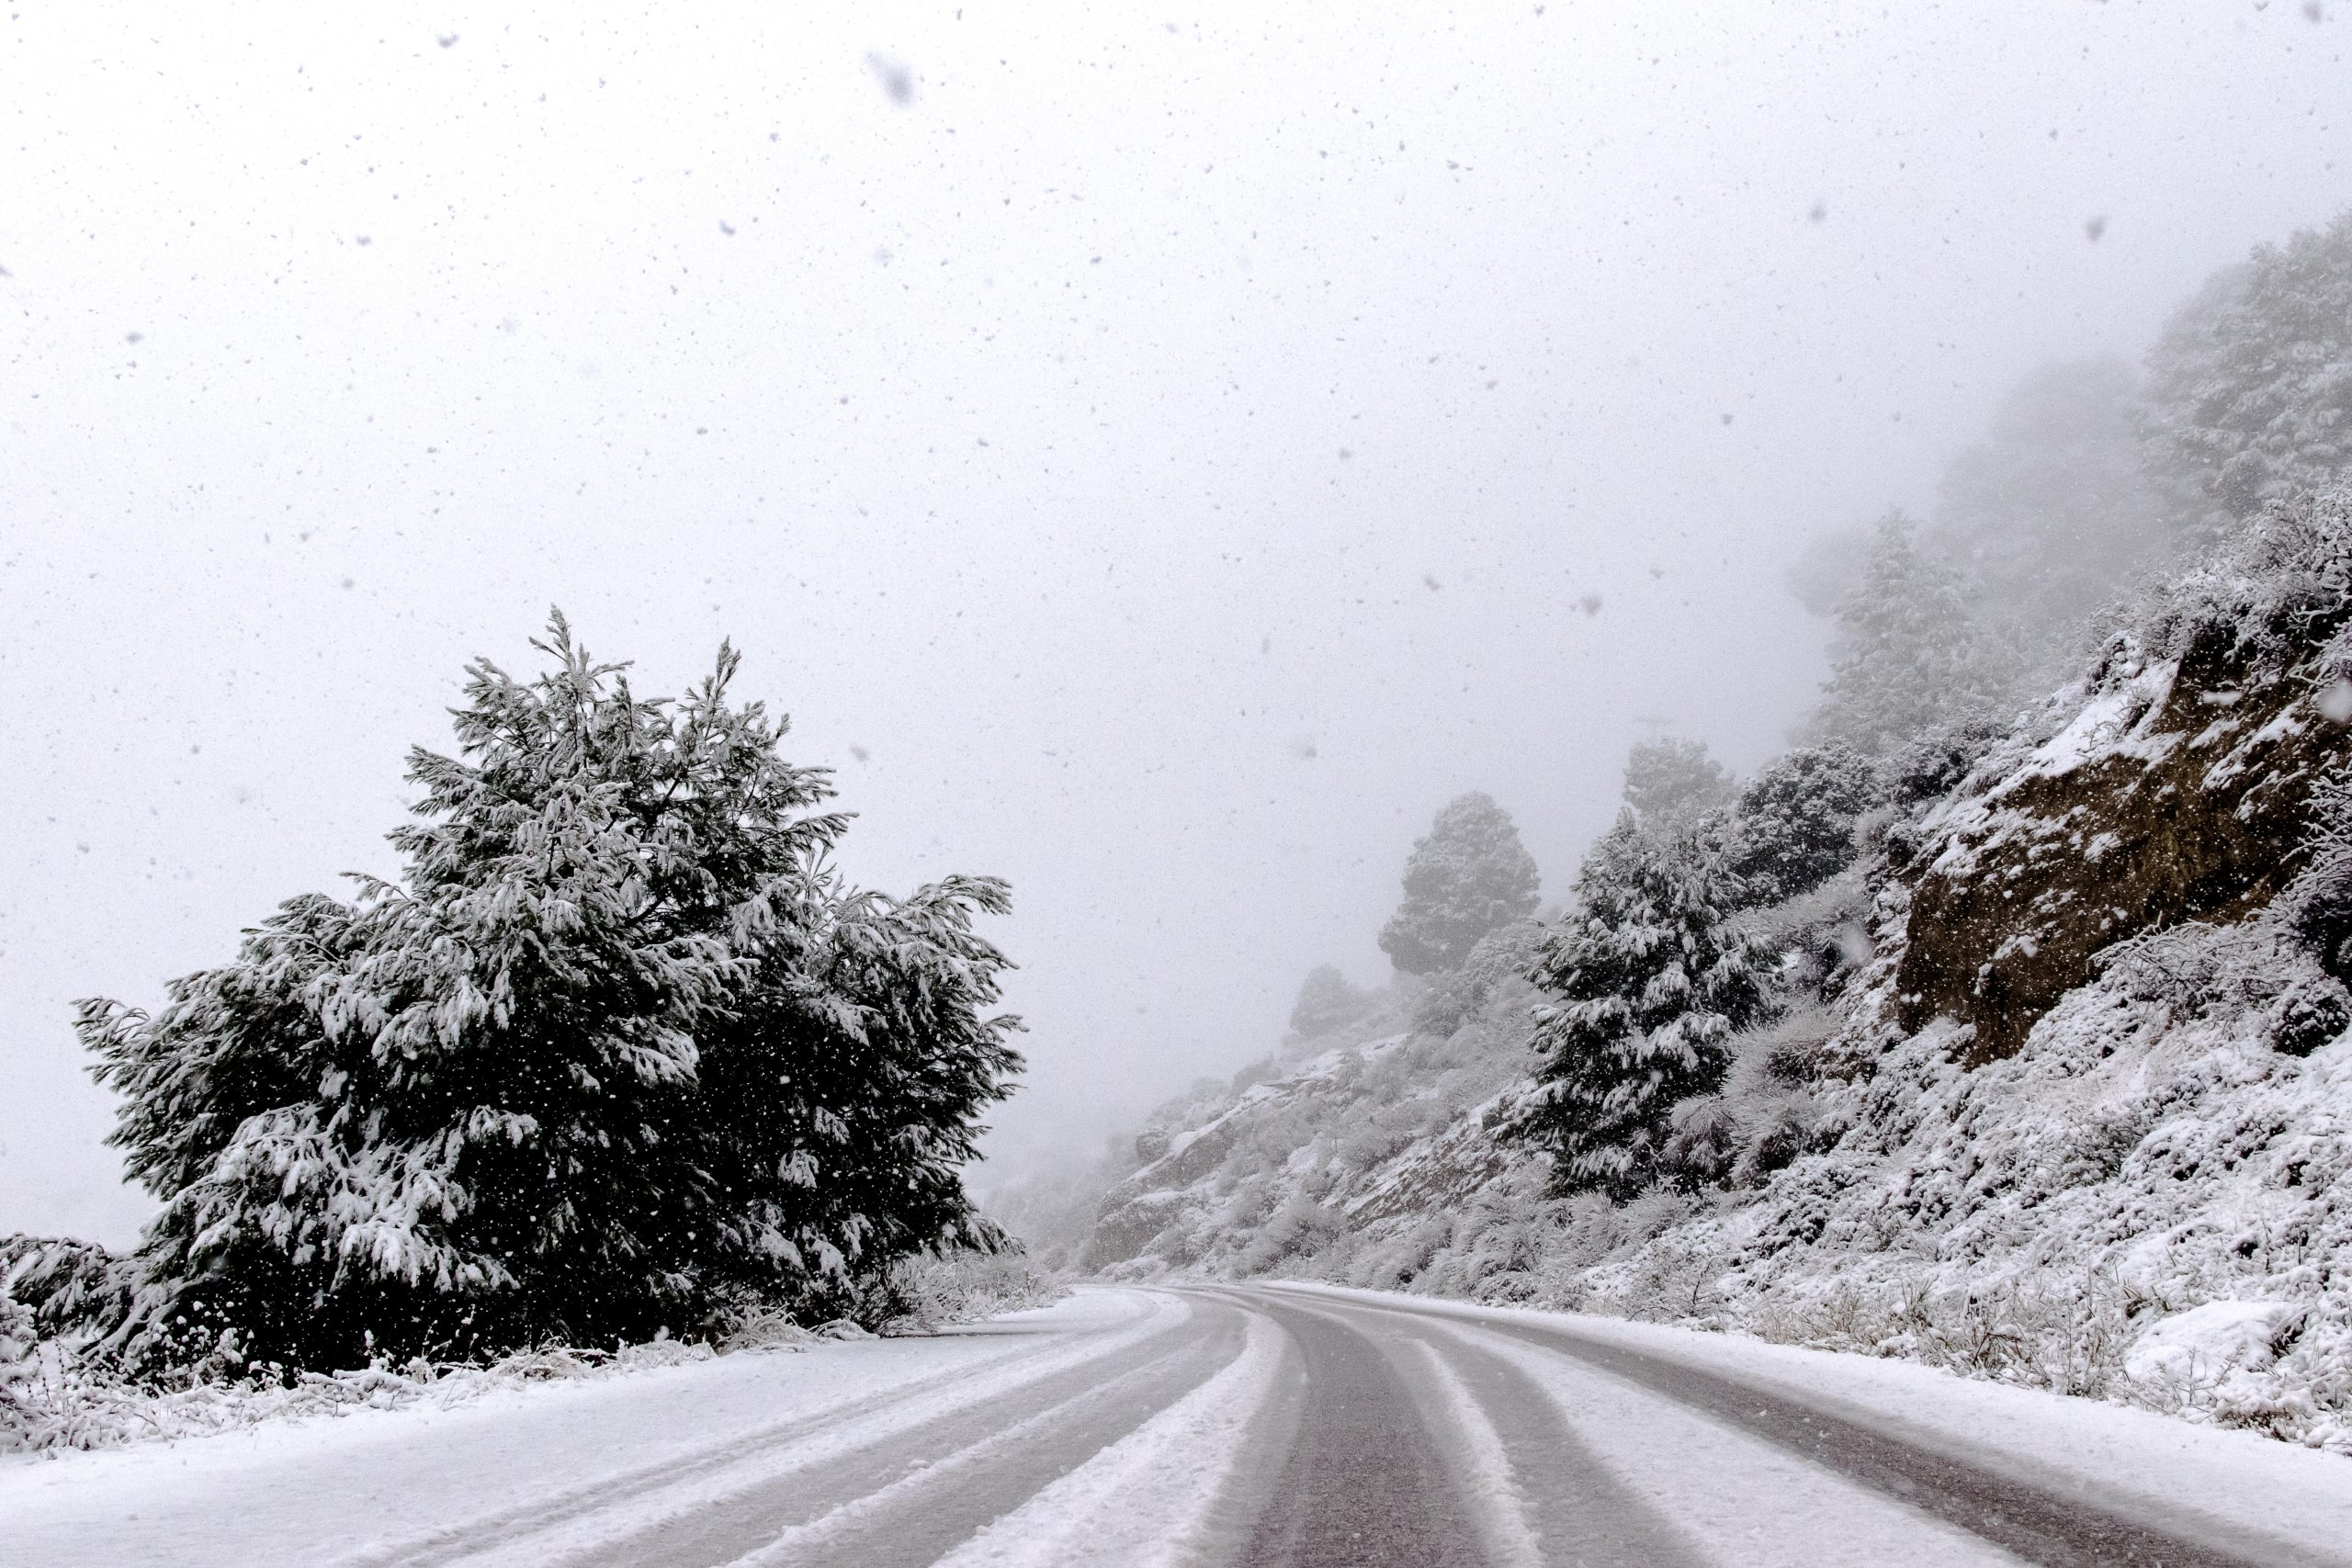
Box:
[74,615,1023,1374]
[1,1323,718,1456]
[2122,487,2352,671]
[876,1250,1065,1331]
[1409,919,1544,1037]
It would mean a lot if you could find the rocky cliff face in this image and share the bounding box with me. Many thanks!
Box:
[1894,625,2345,1063]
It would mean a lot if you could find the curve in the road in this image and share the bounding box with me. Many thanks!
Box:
[1290,1287,2324,1568]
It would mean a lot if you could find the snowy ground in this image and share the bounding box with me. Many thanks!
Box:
[6,1284,2347,1567]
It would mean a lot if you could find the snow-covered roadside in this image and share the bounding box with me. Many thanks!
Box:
[1271,1281,2352,1563]
[0,1291,1161,1568]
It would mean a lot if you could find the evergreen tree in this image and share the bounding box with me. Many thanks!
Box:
[1288,964,1371,1040]
[1930,357,2166,684]
[1804,511,2006,758]
[1377,793,1543,976]
[1517,816,1764,1200]
[77,615,1021,1371]
[1729,744,1877,903]
[1621,737,1735,831]
[2143,210,2352,540]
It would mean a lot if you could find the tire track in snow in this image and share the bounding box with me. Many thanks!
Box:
[1213,1287,1706,1568]
[1219,1291,1489,1568]
[1410,1314,2016,1567]
[1312,1289,2315,1568]
[332,1291,1193,1568]
[683,1300,1250,1568]
[1396,1336,1546,1568]
[1402,1326,1720,1568]
[920,1306,1291,1568]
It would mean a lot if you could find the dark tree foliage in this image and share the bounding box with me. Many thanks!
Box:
[1377,793,1542,976]
[1516,816,1764,1201]
[77,616,1021,1372]
[1729,745,1878,904]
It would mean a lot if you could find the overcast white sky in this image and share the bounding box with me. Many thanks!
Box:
[5,2,2348,1244]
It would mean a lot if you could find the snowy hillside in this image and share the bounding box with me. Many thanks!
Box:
[1072,499,2352,1456]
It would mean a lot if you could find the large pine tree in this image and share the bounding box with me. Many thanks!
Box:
[1517,816,1763,1200]
[78,616,1021,1371]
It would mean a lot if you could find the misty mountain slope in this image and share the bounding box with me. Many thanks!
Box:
[1080,499,2352,1454]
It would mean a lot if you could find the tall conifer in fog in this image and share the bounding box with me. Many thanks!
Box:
[1377,793,1543,976]
[1805,511,2005,758]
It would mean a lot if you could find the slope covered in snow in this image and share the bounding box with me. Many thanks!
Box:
[1073,500,2352,1458]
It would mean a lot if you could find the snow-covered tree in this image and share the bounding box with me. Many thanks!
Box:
[1932,357,2167,682]
[1804,511,2006,758]
[1621,737,1735,831]
[1409,918,1544,1038]
[1729,744,1877,903]
[1377,793,1542,976]
[1517,816,1765,1200]
[78,615,1021,1371]
[1288,964,1372,1040]
[2143,210,2352,540]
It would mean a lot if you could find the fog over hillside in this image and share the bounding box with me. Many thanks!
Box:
[6,2,2351,1246]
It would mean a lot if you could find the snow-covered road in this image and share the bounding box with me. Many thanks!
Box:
[6,1284,2348,1567]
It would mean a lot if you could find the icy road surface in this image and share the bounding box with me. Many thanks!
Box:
[6,1285,2350,1567]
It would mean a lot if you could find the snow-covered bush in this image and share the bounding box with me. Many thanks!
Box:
[1409,919,1543,1038]
[74,615,1023,1374]
[2123,487,2352,670]
[876,1250,1066,1331]
[1,1324,716,1456]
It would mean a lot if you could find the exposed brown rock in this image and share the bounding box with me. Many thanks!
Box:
[1894,634,2344,1063]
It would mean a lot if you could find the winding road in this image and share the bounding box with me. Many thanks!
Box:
[7,1284,2348,1568]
